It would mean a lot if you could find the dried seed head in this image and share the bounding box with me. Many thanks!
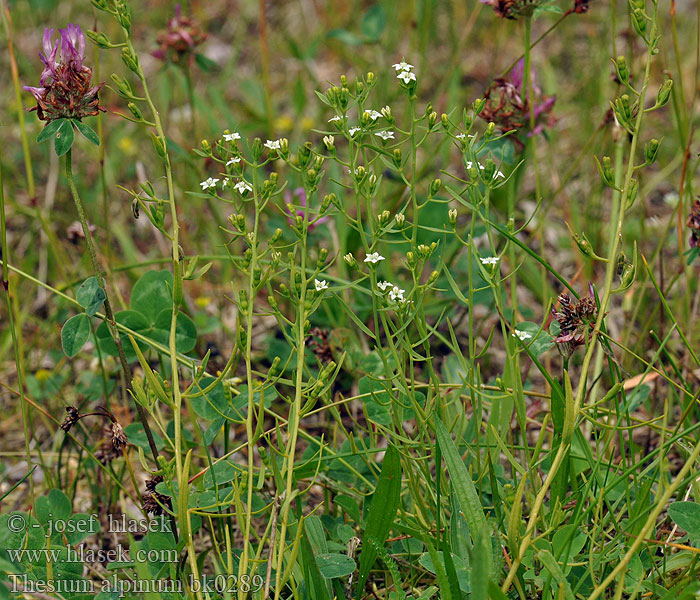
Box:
[687,200,700,249]
[60,406,81,433]
[152,4,208,66]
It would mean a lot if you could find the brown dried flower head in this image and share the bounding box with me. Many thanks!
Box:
[687,199,700,249]
[551,287,598,357]
[60,406,81,432]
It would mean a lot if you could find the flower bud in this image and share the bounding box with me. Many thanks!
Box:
[150,132,167,158]
[441,113,449,129]
[252,137,263,161]
[406,251,417,268]
[644,138,660,164]
[238,289,249,311]
[354,165,366,181]
[472,98,486,115]
[428,111,438,128]
[392,148,402,169]
[271,228,283,243]
[86,30,112,49]
[430,178,442,196]
[343,253,356,268]
[377,209,391,226]
[448,208,457,226]
[355,80,364,95]
[339,87,349,109]
[127,101,143,121]
[625,178,639,209]
[615,56,629,85]
[121,47,139,73]
[595,155,615,188]
[381,105,392,120]
[279,283,289,296]
[110,74,136,99]
[268,356,281,377]
[322,193,334,212]
[427,270,439,285]
[485,122,495,137]
[323,135,335,152]
[367,72,375,84]
[200,139,211,153]
[318,248,328,267]
[368,173,378,195]
[656,79,673,108]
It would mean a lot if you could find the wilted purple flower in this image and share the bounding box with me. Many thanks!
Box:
[551,284,598,357]
[23,24,104,122]
[480,0,544,19]
[479,59,555,149]
[152,4,207,66]
[285,188,329,230]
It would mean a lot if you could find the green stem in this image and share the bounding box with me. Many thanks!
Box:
[64,149,161,466]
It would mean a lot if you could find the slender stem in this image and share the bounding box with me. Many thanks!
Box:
[64,149,161,465]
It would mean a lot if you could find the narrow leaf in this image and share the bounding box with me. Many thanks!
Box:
[73,119,101,146]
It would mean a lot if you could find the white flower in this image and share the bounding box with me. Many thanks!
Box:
[375,130,395,140]
[264,139,281,150]
[377,281,392,291]
[364,252,385,264]
[388,286,405,302]
[495,170,505,179]
[455,133,466,140]
[513,329,533,341]
[466,161,505,180]
[226,157,241,166]
[364,109,382,121]
[480,256,500,266]
[397,70,416,83]
[222,177,231,188]
[314,279,329,291]
[392,61,414,72]
[348,127,361,136]
[381,105,392,119]
[200,177,219,190]
[328,115,342,122]
[233,181,252,194]
[223,132,241,142]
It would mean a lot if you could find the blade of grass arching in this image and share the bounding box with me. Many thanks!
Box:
[355,444,401,599]
[434,417,493,575]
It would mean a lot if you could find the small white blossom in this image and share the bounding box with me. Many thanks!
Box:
[328,115,342,122]
[397,70,416,83]
[223,132,241,142]
[233,181,253,194]
[377,281,392,291]
[271,251,281,261]
[364,110,382,121]
[392,61,414,72]
[323,135,335,150]
[364,252,385,264]
[264,139,281,150]
[513,329,533,341]
[200,177,219,190]
[226,157,241,166]
[247,232,255,242]
[375,130,395,140]
[348,127,361,136]
[222,177,231,188]
[314,279,329,292]
[495,170,506,179]
[388,286,405,302]
[456,133,466,140]
[480,256,500,266]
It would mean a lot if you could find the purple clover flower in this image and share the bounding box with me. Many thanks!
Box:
[23,24,104,123]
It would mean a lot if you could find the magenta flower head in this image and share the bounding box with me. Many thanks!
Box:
[23,24,104,123]
[152,4,208,66]
[479,58,556,150]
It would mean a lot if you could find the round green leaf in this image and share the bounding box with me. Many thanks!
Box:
[95,310,150,360]
[151,309,198,353]
[130,270,174,323]
[61,314,91,358]
[668,502,700,538]
[316,553,356,579]
[54,119,75,156]
[76,276,106,316]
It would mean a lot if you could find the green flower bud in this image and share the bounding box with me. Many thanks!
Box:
[395,213,405,227]
[321,193,334,212]
[238,289,249,311]
[406,251,417,268]
[271,228,283,243]
[625,178,639,209]
[485,122,495,137]
[279,283,289,296]
[595,155,615,188]
[252,137,264,161]
[656,79,673,108]
[472,98,486,115]
[448,208,457,226]
[268,295,278,310]
[644,138,660,164]
[201,139,211,153]
[441,113,449,129]
[121,47,139,73]
[428,111,438,128]
[367,72,375,84]
[318,248,328,266]
[377,209,391,226]
[615,56,629,85]
[343,253,356,269]
[127,102,143,121]
[392,148,402,169]
[430,178,442,196]
[86,30,112,49]
[427,270,439,285]
[110,74,135,99]
[150,132,167,158]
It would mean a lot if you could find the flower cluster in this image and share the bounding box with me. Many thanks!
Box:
[24,25,104,122]
[152,4,208,66]
[480,0,547,19]
[551,290,598,356]
[378,281,407,304]
[479,59,555,149]
[393,60,416,84]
